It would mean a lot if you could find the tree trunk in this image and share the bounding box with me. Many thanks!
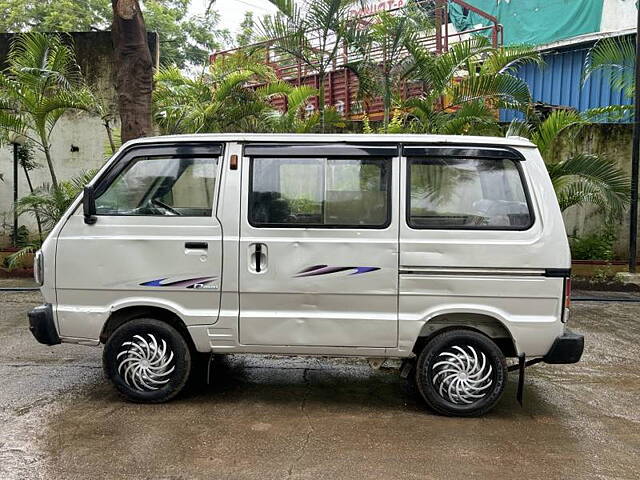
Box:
[104,118,117,154]
[42,143,59,190]
[21,163,43,242]
[112,0,154,143]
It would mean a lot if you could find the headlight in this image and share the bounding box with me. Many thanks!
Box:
[34,250,44,286]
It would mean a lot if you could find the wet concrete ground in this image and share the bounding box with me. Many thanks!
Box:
[1,289,639,480]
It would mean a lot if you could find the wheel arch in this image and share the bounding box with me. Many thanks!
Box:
[100,305,196,353]
[412,311,517,358]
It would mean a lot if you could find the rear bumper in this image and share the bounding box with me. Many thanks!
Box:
[28,304,61,346]
[543,330,584,364]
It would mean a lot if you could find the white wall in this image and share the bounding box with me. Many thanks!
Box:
[601,0,637,31]
[0,111,117,241]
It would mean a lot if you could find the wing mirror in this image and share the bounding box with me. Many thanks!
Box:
[83,186,97,225]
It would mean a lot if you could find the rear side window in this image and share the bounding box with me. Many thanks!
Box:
[95,156,218,217]
[408,157,533,230]
[249,157,391,228]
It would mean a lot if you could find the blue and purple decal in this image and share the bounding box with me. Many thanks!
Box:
[140,276,217,289]
[294,265,380,278]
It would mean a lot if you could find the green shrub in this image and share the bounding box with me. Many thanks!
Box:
[569,227,616,261]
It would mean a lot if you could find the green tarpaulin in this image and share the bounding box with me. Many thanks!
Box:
[448,0,605,46]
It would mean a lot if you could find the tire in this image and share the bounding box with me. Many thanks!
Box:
[103,318,192,403]
[415,329,507,417]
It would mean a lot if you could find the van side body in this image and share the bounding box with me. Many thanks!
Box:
[28,134,583,415]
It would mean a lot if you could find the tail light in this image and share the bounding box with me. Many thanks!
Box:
[562,277,571,322]
[34,250,44,286]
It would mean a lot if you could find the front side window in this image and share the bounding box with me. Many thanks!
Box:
[408,157,532,229]
[96,156,218,216]
[249,157,391,228]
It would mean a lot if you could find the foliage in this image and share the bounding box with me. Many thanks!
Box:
[399,37,542,135]
[507,110,631,218]
[236,12,256,47]
[261,0,365,130]
[0,0,230,68]
[0,33,94,188]
[346,9,432,130]
[569,226,617,261]
[6,170,97,270]
[260,82,347,133]
[153,52,277,134]
[16,170,97,232]
[9,225,30,248]
[584,35,635,98]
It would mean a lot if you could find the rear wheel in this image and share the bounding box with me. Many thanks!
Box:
[103,318,192,403]
[415,329,507,417]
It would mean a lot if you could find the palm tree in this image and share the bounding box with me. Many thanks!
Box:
[0,33,94,189]
[402,37,543,135]
[507,110,630,218]
[7,170,97,270]
[153,53,277,134]
[345,9,431,130]
[261,0,365,130]
[260,82,346,133]
[584,35,635,98]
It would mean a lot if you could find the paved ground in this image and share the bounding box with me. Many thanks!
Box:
[1,288,639,480]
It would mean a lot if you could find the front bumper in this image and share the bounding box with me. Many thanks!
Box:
[28,304,61,346]
[543,330,584,364]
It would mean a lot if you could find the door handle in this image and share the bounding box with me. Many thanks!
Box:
[255,244,262,272]
[250,243,267,273]
[185,242,208,250]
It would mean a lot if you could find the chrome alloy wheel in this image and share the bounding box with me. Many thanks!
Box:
[431,345,493,404]
[116,334,175,391]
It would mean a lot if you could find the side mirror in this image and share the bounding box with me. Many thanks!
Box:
[83,186,97,225]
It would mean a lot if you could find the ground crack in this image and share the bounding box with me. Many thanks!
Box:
[286,368,315,479]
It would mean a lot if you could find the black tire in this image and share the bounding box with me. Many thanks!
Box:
[415,329,507,417]
[103,318,192,403]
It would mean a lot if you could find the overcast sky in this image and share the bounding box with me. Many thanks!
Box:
[189,0,279,37]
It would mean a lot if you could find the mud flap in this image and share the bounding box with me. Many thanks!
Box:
[507,355,544,407]
[517,354,525,406]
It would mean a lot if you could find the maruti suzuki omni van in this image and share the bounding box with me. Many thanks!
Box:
[28,134,584,416]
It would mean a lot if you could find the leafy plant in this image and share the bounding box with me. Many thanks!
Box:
[153,52,277,134]
[507,110,630,219]
[261,0,366,131]
[9,225,30,248]
[0,33,94,188]
[584,35,635,98]
[396,37,542,135]
[260,82,347,133]
[6,170,97,270]
[569,226,617,261]
[346,9,432,130]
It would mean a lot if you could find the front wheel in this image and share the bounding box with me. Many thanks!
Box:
[103,318,192,403]
[415,329,507,417]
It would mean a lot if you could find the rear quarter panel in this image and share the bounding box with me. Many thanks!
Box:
[398,147,570,357]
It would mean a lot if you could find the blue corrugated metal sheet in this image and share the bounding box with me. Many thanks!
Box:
[500,41,634,123]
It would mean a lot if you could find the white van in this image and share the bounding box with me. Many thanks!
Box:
[28,134,583,416]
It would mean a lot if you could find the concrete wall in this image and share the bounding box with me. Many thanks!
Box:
[0,32,158,244]
[550,123,635,259]
[601,0,637,31]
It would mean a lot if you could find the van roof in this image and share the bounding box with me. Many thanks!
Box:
[124,133,536,149]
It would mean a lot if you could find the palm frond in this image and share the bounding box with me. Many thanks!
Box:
[531,110,585,158]
[548,153,630,217]
[448,73,532,108]
[481,45,544,74]
[584,35,635,97]
[265,0,296,17]
[505,119,533,139]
